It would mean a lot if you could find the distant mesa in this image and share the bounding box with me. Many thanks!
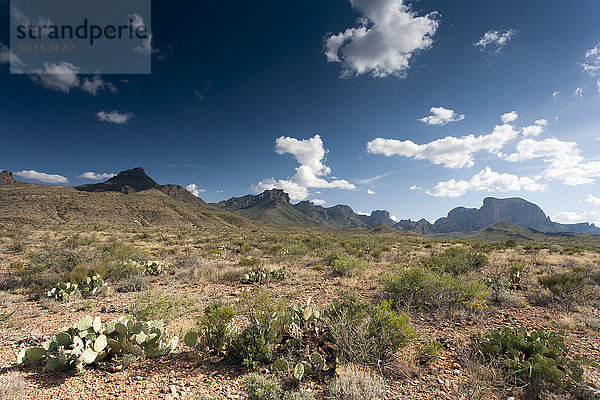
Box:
[75,167,206,207]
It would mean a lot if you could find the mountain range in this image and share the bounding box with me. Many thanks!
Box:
[2,167,599,236]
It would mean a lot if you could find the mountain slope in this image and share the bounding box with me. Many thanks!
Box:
[0,183,252,230]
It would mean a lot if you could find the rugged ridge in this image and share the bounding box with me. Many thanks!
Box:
[217,191,600,235]
[75,167,205,207]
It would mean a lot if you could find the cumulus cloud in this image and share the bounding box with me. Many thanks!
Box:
[30,62,117,95]
[367,121,519,169]
[77,172,115,180]
[409,185,421,190]
[96,111,135,124]
[324,0,439,78]
[587,194,600,207]
[552,91,560,98]
[501,111,518,123]
[419,107,465,126]
[311,199,326,205]
[186,184,206,197]
[367,189,376,195]
[552,211,584,224]
[474,29,517,53]
[522,119,547,137]
[583,44,600,76]
[505,137,600,186]
[574,87,583,98]
[426,167,546,198]
[255,134,356,201]
[14,170,68,184]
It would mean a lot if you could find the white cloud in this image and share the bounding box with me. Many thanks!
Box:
[355,171,396,185]
[30,62,116,95]
[311,199,326,205]
[583,44,600,76]
[31,62,81,93]
[77,172,115,180]
[96,111,135,124]
[390,215,399,222]
[419,107,465,126]
[14,170,68,184]
[552,211,584,224]
[587,194,600,207]
[186,184,206,197]
[129,14,158,55]
[367,122,518,169]
[552,91,560,98]
[501,111,518,124]
[255,135,355,201]
[597,79,600,94]
[505,137,600,186]
[356,211,370,216]
[324,0,439,78]
[81,74,117,95]
[426,167,546,198]
[367,189,376,195]
[522,119,547,137]
[574,87,583,98]
[0,43,25,73]
[474,29,517,53]
[409,185,421,190]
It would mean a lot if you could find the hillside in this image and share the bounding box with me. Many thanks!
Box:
[0,183,253,230]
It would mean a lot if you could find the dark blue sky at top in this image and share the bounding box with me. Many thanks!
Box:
[0,0,599,222]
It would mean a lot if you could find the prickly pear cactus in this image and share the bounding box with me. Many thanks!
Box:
[17,315,178,372]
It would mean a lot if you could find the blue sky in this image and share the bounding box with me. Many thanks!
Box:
[1,0,600,224]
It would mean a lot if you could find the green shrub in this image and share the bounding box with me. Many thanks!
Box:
[239,257,260,267]
[201,301,237,352]
[230,290,287,368]
[538,271,594,310]
[324,296,415,365]
[330,255,368,278]
[473,326,599,389]
[381,266,490,311]
[417,340,442,366]
[132,290,191,321]
[243,374,283,400]
[421,247,488,276]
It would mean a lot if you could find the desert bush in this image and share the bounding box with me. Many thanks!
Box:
[243,374,283,400]
[229,289,288,368]
[473,326,599,390]
[417,340,442,366]
[239,257,260,267]
[282,391,316,400]
[328,363,386,400]
[185,300,237,354]
[381,266,490,311]
[324,296,415,366]
[132,290,192,321]
[421,247,488,276]
[330,254,368,278]
[538,271,595,310]
[116,275,150,293]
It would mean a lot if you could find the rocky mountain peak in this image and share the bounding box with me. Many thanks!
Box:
[0,170,19,185]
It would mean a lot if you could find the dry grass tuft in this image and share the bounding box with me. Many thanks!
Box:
[328,363,386,400]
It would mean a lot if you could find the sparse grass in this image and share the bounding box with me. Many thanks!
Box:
[0,372,25,400]
[328,364,386,400]
[132,289,193,321]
